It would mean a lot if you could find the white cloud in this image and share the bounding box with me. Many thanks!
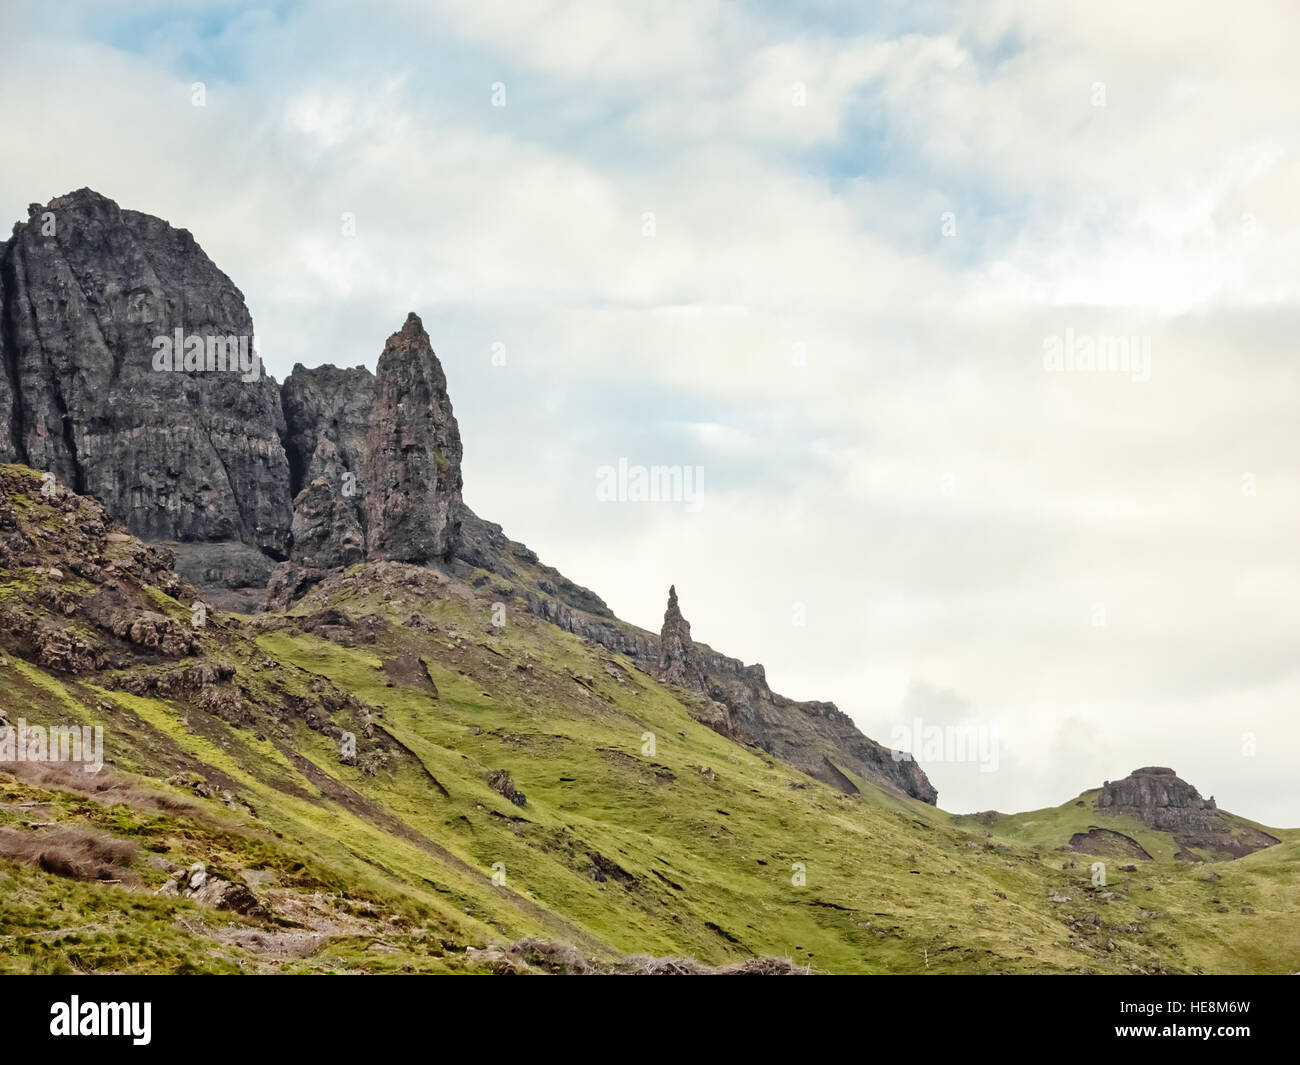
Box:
[0,0,1296,823]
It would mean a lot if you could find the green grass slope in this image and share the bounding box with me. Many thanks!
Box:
[0,464,1295,974]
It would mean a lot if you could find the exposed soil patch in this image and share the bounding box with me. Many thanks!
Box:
[704,921,744,945]
[382,652,439,697]
[1174,823,1281,859]
[197,889,398,963]
[468,938,809,975]
[2,761,202,817]
[1067,828,1153,861]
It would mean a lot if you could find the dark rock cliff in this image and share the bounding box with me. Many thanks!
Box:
[0,188,934,805]
[0,191,464,598]
[267,314,462,602]
[280,361,376,571]
[0,189,291,555]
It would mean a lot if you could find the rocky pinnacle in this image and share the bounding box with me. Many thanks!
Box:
[363,313,463,563]
[657,585,708,690]
[0,188,936,806]
[650,584,938,804]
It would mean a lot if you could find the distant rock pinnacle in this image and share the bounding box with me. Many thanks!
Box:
[657,585,708,690]
[649,583,938,804]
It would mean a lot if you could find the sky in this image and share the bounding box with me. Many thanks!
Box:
[1,0,1297,822]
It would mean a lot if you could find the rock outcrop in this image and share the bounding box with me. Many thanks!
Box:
[0,188,934,806]
[649,585,937,804]
[268,315,463,600]
[363,313,462,563]
[156,863,268,918]
[0,189,292,555]
[1099,767,1217,832]
[280,363,375,571]
[0,191,465,606]
[657,585,707,690]
[1098,767,1278,859]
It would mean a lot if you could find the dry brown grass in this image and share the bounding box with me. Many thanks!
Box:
[0,825,137,882]
[2,761,198,815]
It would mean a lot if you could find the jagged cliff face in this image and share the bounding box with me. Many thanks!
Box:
[269,315,463,602]
[0,189,291,555]
[0,191,465,602]
[0,188,931,806]
[280,363,376,570]
[653,586,938,804]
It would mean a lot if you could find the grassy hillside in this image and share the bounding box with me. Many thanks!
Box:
[0,464,1295,974]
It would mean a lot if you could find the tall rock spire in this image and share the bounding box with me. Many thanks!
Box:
[363,312,463,562]
[657,585,708,690]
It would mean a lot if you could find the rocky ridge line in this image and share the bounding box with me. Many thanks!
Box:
[0,188,937,805]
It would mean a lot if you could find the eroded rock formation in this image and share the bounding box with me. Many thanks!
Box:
[0,189,291,555]
[0,188,935,806]
[280,363,375,570]
[363,313,463,563]
[1098,767,1278,858]
[657,585,708,689]
[268,314,463,600]
[650,585,938,804]
[0,191,465,603]
[1099,767,1216,832]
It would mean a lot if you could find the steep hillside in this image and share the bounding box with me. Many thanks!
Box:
[0,188,935,805]
[0,466,1295,974]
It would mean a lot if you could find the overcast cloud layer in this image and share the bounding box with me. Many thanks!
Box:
[2,0,1296,822]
